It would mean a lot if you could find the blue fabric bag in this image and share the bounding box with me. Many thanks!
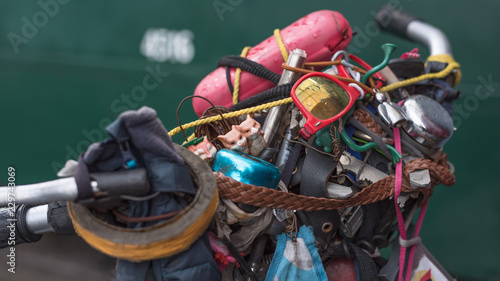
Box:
[265,225,328,281]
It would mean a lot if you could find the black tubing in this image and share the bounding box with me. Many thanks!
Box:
[375,6,418,38]
[230,83,293,111]
[218,56,281,85]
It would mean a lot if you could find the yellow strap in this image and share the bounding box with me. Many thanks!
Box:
[378,61,460,93]
[169,97,293,137]
[232,46,252,105]
[425,54,462,87]
[274,29,289,62]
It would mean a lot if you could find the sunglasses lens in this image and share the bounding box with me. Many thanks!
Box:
[295,76,350,120]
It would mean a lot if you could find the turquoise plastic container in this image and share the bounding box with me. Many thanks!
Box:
[212,149,281,189]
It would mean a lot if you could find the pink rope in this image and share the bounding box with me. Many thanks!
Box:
[393,127,430,281]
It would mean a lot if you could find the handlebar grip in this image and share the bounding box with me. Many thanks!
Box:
[0,205,42,249]
[0,168,149,207]
[0,206,15,248]
[0,202,75,249]
[48,201,74,235]
[375,6,418,38]
[91,168,149,197]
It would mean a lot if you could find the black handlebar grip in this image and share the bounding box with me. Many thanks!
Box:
[90,168,149,197]
[0,205,42,249]
[0,206,15,248]
[48,201,75,235]
[375,6,419,38]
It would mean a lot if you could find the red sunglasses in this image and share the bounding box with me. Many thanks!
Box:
[291,72,363,139]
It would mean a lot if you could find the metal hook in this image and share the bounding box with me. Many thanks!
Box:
[332,50,350,62]
[332,50,356,76]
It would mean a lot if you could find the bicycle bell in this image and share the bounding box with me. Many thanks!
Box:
[401,95,454,148]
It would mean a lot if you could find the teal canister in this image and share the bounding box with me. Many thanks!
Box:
[212,149,280,189]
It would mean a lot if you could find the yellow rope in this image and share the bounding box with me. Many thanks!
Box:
[180,29,290,141]
[175,54,460,139]
[426,54,462,86]
[232,46,252,105]
[378,61,460,93]
[274,29,289,62]
[232,29,289,105]
[169,97,293,137]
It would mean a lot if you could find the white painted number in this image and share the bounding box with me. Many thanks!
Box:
[140,28,195,64]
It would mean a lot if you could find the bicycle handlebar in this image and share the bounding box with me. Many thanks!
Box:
[0,201,75,249]
[376,5,453,56]
[0,168,149,207]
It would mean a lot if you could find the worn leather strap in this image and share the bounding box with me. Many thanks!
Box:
[280,142,303,187]
[298,146,341,249]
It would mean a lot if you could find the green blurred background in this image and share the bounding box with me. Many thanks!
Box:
[0,0,499,280]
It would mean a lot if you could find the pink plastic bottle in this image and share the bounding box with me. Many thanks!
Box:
[192,10,353,116]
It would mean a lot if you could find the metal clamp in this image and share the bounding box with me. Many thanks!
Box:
[337,152,389,183]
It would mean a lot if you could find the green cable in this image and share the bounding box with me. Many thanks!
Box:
[352,137,386,155]
[340,130,402,165]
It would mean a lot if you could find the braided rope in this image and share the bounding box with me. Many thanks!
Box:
[404,158,455,186]
[217,173,399,211]
[216,157,455,211]
[168,97,293,137]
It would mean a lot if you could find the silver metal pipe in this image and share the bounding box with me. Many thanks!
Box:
[0,178,98,207]
[406,20,452,56]
[25,205,52,235]
[277,49,307,85]
[262,49,307,148]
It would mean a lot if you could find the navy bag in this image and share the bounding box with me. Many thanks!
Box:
[77,106,221,281]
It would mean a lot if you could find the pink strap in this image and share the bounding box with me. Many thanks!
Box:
[400,48,421,59]
[393,128,407,281]
[393,128,429,281]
